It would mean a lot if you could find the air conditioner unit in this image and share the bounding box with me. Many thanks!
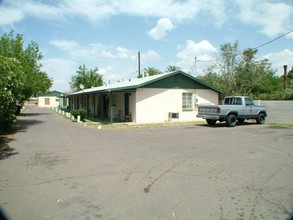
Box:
[168,112,179,121]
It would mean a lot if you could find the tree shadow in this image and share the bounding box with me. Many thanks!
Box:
[20,112,50,117]
[0,135,18,160]
[0,111,45,160]
[16,118,44,132]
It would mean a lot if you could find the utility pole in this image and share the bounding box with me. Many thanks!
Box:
[283,65,288,89]
[138,51,141,78]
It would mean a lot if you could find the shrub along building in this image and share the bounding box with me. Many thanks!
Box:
[68,70,222,123]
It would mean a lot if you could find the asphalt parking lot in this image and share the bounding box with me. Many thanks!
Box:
[0,106,293,220]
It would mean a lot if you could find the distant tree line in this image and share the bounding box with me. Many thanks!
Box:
[0,31,52,134]
[197,41,293,100]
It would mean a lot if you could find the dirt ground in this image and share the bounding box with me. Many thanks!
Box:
[0,105,293,220]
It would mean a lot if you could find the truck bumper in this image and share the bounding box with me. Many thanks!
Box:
[196,115,220,120]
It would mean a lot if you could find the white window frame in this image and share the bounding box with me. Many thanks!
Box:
[182,93,193,111]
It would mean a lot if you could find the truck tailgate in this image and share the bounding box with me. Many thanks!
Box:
[197,105,219,119]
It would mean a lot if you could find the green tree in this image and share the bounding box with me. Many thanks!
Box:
[199,41,282,98]
[215,41,240,94]
[233,49,282,96]
[166,65,181,72]
[199,67,226,93]
[143,67,161,77]
[70,64,103,90]
[0,31,52,133]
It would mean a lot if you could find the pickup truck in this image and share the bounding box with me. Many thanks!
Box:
[196,96,267,127]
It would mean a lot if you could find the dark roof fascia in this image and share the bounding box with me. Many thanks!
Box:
[39,90,63,97]
[68,70,223,96]
[139,70,224,94]
[190,76,224,94]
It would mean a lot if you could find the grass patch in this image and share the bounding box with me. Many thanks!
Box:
[265,122,293,128]
[85,121,205,130]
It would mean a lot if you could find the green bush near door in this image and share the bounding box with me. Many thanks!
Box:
[70,109,87,122]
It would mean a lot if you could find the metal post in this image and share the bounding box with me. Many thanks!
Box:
[283,65,288,89]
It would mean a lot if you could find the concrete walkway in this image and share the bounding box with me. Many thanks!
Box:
[0,105,293,220]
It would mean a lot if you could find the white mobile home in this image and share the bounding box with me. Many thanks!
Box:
[38,90,63,108]
[68,71,222,123]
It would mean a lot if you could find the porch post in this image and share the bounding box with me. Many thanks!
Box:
[101,94,104,120]
[93,93,96,118]
[109,92,114,124]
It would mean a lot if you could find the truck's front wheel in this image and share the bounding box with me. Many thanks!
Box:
[256,113,266,124]
[206,119,217,125]
[226,114,237,127]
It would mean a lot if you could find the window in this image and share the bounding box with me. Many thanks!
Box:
[45,98,50,105]
[245,98,254,106]
[182,93,193,111]
[235,98,242,105]
[224,97,242,105]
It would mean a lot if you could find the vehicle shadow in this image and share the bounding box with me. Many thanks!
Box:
[196,121,257,128]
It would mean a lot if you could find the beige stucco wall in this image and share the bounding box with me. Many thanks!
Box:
[135,88,218,123]
[38,96,59,108]
[195,89,219,105]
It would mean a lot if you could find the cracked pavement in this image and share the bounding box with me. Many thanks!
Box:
[0,105,293,220]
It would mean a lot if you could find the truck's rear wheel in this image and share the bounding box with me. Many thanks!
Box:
[256,113,265,124]
[226,114,237,127]
[206,119,217,125]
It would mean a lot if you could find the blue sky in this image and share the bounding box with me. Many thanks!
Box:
[0,0,293,93]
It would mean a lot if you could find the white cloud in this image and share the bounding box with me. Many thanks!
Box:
[41,58,77,92]
[50,39,136,61]
[237,1,293,37]
[50,40,78,51]
[147,18,176,40]
[177,40,217,59]
[263,49,293,76]
[1,0,230,27]
[62,0,116,23]
[141,50,161,63]
[176,40,217,75]
[116,47,130,59]
[0,7,24,26]
[1,0,292,37]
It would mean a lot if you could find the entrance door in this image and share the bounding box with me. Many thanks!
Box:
[103,95,109,117]
[124,93,129,115]
[45,98,50,105]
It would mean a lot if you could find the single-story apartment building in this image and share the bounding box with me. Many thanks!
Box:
[68,70,223,123]
[38,90,63,108]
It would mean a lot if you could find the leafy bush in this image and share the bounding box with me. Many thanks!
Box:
[254,90,293,100]
[70,108,87,122]
[0,90,16,134]
[78,109,87,121]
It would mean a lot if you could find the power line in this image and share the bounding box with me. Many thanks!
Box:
[253,29,293,50]
[194,29,293,66]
